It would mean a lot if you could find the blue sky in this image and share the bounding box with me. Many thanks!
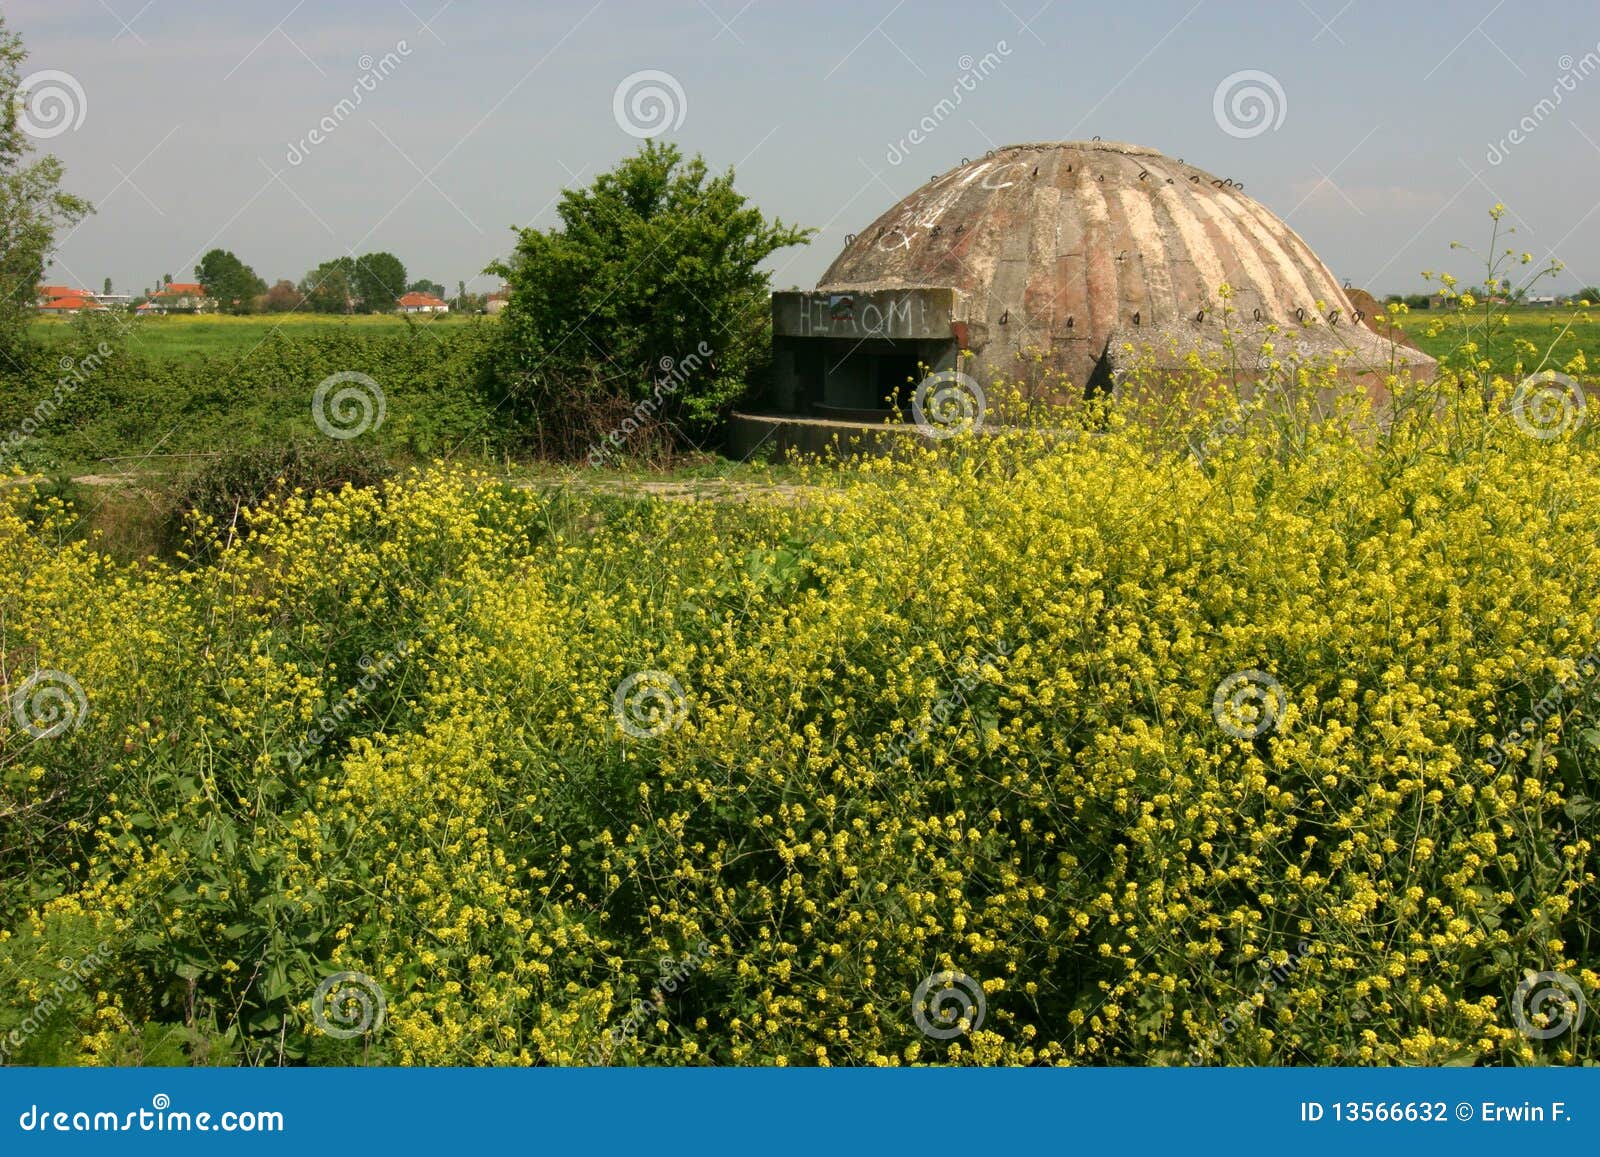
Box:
[11,0,1600,297]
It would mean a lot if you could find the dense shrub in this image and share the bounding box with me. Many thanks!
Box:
[1,360,1596,1067]
[487,142,811,456]
[161,440,393,552]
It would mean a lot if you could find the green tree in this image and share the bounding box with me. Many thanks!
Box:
[0,14,91,364]
[195,248,267,314]
[102,275,111,296]
[1577,287,1600,304]
[299,257,356,314]
[487,141,811,445]
[352,251,406,312]
[407,278,446,299]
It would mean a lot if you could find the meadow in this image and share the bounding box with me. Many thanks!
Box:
[30,312,484,362]
[1395,303,1598,380]
[1,355,1596,1067]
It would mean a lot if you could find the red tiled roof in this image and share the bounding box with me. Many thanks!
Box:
[398,291,448,307]
[161,282,205,295]
[38,295,97,310]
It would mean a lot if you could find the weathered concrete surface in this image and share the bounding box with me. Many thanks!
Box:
[806,140,1433,397]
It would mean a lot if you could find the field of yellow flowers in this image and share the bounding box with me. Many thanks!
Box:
[1,354,1596,1067]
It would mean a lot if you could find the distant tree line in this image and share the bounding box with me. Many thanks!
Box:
[143,248,488,315]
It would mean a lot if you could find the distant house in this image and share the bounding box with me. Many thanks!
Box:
[36,293,102,316]
[35,285,106,314]
[485,288,510,315]
[397,291,449,314]
[143,282,215,314]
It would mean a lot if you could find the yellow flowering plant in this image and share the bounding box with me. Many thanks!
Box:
[1,253,1596,1068]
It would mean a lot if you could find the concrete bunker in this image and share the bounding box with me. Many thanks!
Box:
[735,139,1433,455]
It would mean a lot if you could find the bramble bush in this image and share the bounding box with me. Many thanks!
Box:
[0,339,1596,1066]
[0,318,501,474]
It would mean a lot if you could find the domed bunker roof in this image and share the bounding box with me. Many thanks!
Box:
[763,140,1431,426]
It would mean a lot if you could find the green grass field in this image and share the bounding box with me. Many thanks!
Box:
[34,304,1597,378]
[1394,304,1600,379]
[31,311,488,361]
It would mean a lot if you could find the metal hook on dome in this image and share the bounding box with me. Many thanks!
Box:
[1092,135,1101,141]
[1213,178,1224,187]
[930,224,942,237]
[1253,308,1263,322]
[998,309,1010,325]
[1353,308,1365,324]
[1065,315,1074,328]
[1139,169,1149,180]
[1235,182,1245,191]
[1327,307,1341,326]
[1190,174,1201,183]
[1195,308,1205,323]
[1295,306,1307,322]
[845,233,856,245]
[1132,310,1141,326]
[962,157,970,165]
